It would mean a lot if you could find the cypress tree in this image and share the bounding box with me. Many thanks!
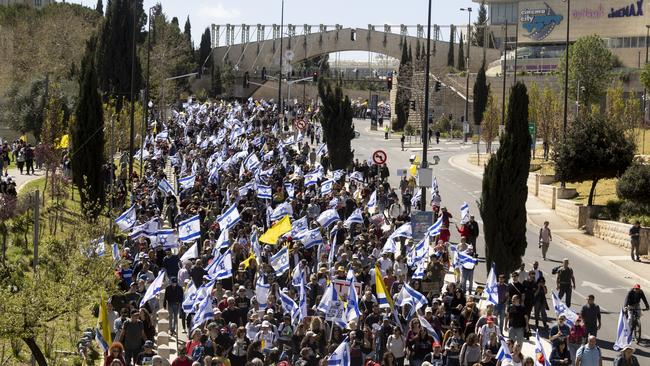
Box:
[97,0,143,102]
[474,1,490,47]
[473,61,489,125]
[458,34,465,71]
[72,36,105,219]
[479,82,531,275]
[447,25,455,67]
[199,27,212,66]
[318,79,355,170]
[184,16,192,45]
[395,41,411,131]
[95,0,103,15]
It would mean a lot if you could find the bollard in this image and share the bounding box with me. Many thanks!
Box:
[157,344,173,359]
[156,331,170,346]
[157,309,169,321]
[158,319,170,333]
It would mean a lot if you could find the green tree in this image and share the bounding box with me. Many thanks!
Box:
[184,16,193,47]
[72,36,105,218]
[479,82,531,274]
[473,1,488,46]
[640,62,650,91]
[617,164,650,205]
[318,79,355,170]
[473,61,488,126]
[447,25,455,67]
[198,27,212,66]
[481,92,499,153]
[96,0,145,101]
[394,41,411,131]
[458,33,465,71]
[553,113,636,206]
[557,35,614,107]
[95,0,103,15]
[607,82,642,131]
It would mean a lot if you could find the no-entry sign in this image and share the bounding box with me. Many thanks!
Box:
[372,150,387,165]
[295,119,306,130]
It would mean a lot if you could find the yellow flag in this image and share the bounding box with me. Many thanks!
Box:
[98,293,112,347]
[259,215,292,244]
[375,264,394,309]
[241,252,257,268]
[56,134,69,149]
[20,134,27,142]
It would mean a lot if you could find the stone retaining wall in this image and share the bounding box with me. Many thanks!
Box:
[585,219,633,249]
[555,199,582,228]
[538,184,556,209]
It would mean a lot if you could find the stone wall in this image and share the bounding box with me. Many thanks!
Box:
[527,174,537,197]
[585,219,633,249]
[405,71,468,132]
[538,184,556,209]
[555,199,582,228]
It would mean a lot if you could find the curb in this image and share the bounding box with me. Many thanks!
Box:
[447,153,650,289]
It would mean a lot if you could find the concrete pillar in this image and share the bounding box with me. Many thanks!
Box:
[156,331,170,346]
[158,319,170,334]
[157,344,173,359]
[158,309,169,321]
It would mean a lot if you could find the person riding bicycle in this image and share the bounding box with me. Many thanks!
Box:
[624,284,649,330]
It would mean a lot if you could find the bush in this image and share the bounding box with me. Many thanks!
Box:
[617,164,650,205]
[620,201,650,219]
[599,199,623,221]
[404,124,415,136]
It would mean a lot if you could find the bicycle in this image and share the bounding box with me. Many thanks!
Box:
[626,306,647,344]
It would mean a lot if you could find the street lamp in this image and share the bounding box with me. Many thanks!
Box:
[420,0,433,211]
[643,25,649,154]
[278,0,285,116]
[561,0,571,188]
[143,5,156,178]
[128,0,138,191]
[460,7,472,142]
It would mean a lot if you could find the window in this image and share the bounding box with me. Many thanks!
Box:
[34,0,42,7]
[631,37,638,48]
[624,37,631,48]
[490,3,518,25]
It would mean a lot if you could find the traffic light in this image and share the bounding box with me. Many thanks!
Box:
[434,81,441,92]
[312,72,318,82]
[243,72,250,88]
[387,76,393,89]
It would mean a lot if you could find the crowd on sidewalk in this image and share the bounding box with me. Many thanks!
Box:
[93,98,644,366]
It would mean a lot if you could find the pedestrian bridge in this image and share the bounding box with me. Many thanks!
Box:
[211,24,501,76]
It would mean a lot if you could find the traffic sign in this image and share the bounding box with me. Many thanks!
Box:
[372,150,387,165]
[295,119,306,130]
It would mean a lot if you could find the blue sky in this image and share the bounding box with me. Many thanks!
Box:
[70,0,479,59]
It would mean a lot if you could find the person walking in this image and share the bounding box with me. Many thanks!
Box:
[400,134,405,151]
[575,335,602,366]
[539,221,552,261]
[580,295,601,337]
[556,258,576,307]
[629,221,641,262]
[163,277,184,336]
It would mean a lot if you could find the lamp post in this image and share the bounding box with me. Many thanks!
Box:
[420,0,433,211]
[128,0,138,192]
[643,25,649,154]
[278,0,285,116]
[142,5,155,178]
[460,7,472,142]
[561,0,571,188]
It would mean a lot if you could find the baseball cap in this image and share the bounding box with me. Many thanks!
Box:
[487,316,494,323]
[144,340,154,348]
[634,284,641,289]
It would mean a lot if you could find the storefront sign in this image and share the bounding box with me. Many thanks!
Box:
[520,3,564,41]
[608,0,644,18]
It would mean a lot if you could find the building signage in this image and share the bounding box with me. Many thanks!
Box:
[520,3,564,41]
[608,0,644,18]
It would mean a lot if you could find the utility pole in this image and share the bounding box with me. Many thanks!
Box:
[461,7,472,141]
[421,0,433,211]
[128,0,138,194]
[501,21,508,127]
[561,0,571,188]
[644,25,649,154]
[33,190,39,269]
[278,0,285,116]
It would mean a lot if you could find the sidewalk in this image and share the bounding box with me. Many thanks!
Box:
[449,153,650,288]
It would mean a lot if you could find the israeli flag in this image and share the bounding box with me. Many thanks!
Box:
[111,243,120,261]
[455,250,478,269]
[460,202,470,224]
[348,171,363,183]
[426,215,444,237]
[263,149,274,162]
[255,274,270,310]
[271,202,293,222]
[178,215,201,242]
[215,228,230,250]
[155,130,169,141]
[367,191,377,209]
[328,338,351,366]
[317,208,340,228]
[180,242,199,262]
[284,182,295,198]
[178,174,196,190]
[301,228,324,250]
[320,179,334,196]
[270,246,290,276]
[298,280,308,321]
[115,205,137,231]
[251,230,262,259]
[332,169,346,181]
[317,284,346,328]
[316,143,328,157]
[551,291,579,326]
[614,307,633,351]
[155,229,179,249]
[292,216,309,236]
[93,236,106,257]
[257,184,272,200]
[206,249,233,280]
[485,263,499,305]
[496,336,513,362]
[304,172,319,187]
[395,283,428,312]
[191,293,215,330]
[139,270,166,307]
[418,315,441,343]
[346,280,361,322]
[95,327,109,353]
[412,260,427,280]
[392,222,413,238]
[244,153,261,171]
[157,178,176,196]
[411,189,422,208]
[218,203,241,230]
[238,181,255,197]
[432,177,439,192]
[534,330,551,366]
[279,290,300,322]
[343,208,364,228]
[407,238,428,268]
[129,223,147,241]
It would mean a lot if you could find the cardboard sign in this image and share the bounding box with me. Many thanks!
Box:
[325,300,345,321]
[332,279,363,297]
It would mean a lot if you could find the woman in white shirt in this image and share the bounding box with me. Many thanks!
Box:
[386,326,406,366]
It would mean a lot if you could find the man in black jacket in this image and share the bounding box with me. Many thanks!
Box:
[163,277,184,336]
